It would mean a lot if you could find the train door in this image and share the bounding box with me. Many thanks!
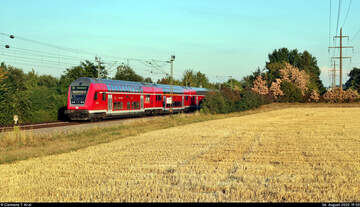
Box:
[163,95,166,109]
[108,94,113,113]
[140,95,144,110]
[196,96,198,106]
[182,96,184,107]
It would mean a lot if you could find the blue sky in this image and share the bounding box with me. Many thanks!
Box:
[1,0,360,87]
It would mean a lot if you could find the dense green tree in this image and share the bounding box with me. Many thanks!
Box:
[114,64,144,82]
[224,78,243,91]
[0,63,6,92]
[37,75,59,88]
[157,76,182,85]
[265,48,326,94]
[0,64,32,124]
[59,60,107,92]
[194,71,210,88]
[180,69,212,88]
[0,63,8,123]
[182,69,196,87]
[345,67,360,93]
[280,81,303,103]
[0,62,67,125]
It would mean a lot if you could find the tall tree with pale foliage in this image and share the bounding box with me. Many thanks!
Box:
[269,78,283,99]
[280,63,309,96]
[252,76,268,95]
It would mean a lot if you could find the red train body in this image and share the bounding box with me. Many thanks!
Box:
[65,77,209,121]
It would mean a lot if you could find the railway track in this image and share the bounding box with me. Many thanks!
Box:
[0,121,82,132]
[0,113,175,133]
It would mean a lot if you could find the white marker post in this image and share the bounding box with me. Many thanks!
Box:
[13,115,18,125]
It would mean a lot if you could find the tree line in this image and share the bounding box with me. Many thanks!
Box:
[1,47,360,125]
[201,48,360,114]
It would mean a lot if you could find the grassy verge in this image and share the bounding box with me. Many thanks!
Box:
[1,102,360,165]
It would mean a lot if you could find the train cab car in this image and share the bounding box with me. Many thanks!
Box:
[65,77,209,121]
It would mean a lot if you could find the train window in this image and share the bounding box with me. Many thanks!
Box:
[102,93,106,101]
[127,102,130,110]
[185,96,188,101]
[156,95,161,101]
[146,95,150,103]
[132,102,140,109]
[94,92,98,100]
[114,102,123,110]
[173,101,181,107]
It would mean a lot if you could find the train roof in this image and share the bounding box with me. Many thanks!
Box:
[74,77,209,94]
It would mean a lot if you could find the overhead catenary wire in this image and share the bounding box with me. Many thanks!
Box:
[1,32,181,81]
[0,45,89,60]
[0,32,170,64]
[0,57,73,71]
[0,32,97,56]
[0,53,81,66]
[0,46,87,62]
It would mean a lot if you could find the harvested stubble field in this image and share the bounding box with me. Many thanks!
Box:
[0,107,359,202]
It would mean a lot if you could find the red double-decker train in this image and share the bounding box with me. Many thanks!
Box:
[65,77,209,121]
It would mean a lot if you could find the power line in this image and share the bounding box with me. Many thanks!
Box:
[329,28,353,90]
[329,0,332,47]
[351,28,360,42]
[335,0,342,36]
[341,0,352,28]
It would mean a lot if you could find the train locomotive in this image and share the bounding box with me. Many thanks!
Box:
[65,77,208,121]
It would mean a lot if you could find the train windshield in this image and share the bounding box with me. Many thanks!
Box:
[71,86,88,105]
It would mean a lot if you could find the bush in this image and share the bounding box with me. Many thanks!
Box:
[344,89,360,102]
[280,81,303,103]
[201,91,230,114]
[221,87,241,112]
[323,88,360,103]
[201,88,268,114]
[308,90,320,102]
[31,110,55,123]
[236,90,265,111]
